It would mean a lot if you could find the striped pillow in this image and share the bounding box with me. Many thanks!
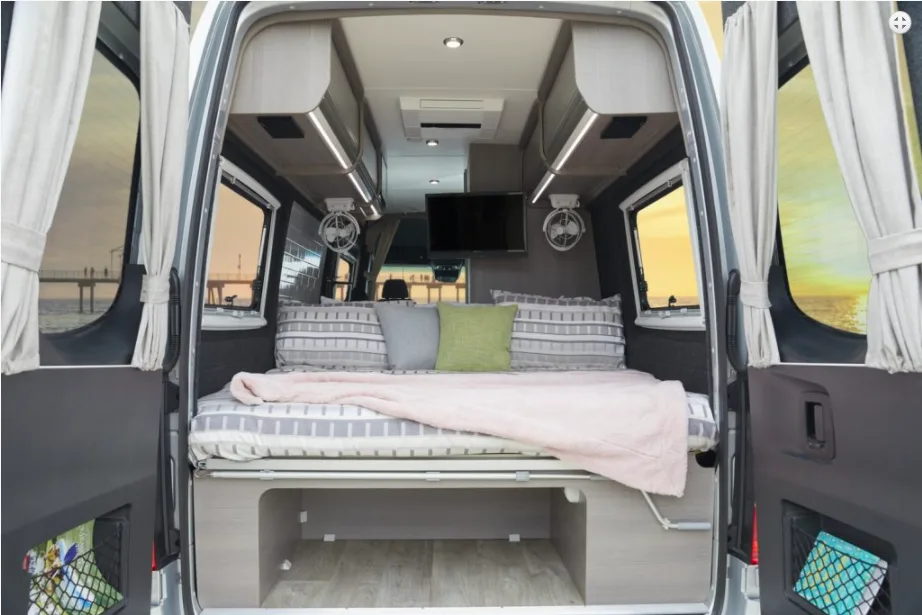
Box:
[494,295,626,370]
[276,305,390,369]
[319,297,415,308]
[491,290,622,309]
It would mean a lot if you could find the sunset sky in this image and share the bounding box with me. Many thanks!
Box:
[40,1,915,325]
[636,186,700,305]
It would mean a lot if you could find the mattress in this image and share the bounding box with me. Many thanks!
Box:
[190,370,718,462]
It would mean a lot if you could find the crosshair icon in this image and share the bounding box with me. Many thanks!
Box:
[890,11,911,34]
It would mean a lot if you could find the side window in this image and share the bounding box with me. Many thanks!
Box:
[332,256,354,301]
[279,204,326,306]
[202,159,278,329]
[777,64,871,335]
[375,265,468,303]
[38,48,139,333]
[620,160,704,330]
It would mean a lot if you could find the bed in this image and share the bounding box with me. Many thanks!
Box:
[190,368,718,463]
[189,366,719,608]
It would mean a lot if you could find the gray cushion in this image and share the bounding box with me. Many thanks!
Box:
[374,303,441,370]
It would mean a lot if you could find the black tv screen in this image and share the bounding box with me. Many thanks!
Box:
[426,192,526,257]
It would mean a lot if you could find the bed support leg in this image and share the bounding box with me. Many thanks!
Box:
[641,491,712,531]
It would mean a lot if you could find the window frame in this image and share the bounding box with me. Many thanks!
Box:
[201,157,279,331]
[618,159,705,331]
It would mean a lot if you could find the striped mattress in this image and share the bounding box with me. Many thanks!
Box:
[189,369,719,462]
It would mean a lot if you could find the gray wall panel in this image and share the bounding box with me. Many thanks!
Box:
[466,144,601,304]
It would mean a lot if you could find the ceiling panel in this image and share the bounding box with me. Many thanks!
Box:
[341,13,562,213]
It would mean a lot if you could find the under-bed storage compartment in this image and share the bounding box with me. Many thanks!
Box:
[193,461,715,609]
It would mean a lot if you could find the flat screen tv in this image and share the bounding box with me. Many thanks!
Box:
[426,191,527,258]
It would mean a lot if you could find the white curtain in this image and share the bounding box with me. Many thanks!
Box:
[798,2,922,373]
[365,216,401,291]
[721,1,781,368]
[131,2,190,370]
[1,2,102,375]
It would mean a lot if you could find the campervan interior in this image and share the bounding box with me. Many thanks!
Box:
[188,6,721,612]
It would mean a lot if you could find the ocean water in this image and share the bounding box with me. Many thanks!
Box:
[39,299,114,333]
[794,295,868,335]
[38,295,869,336]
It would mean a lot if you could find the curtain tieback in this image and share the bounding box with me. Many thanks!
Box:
[739,280,771,309]
[1,221,47,273]
[141,274,171,305]
[867,228,922,275]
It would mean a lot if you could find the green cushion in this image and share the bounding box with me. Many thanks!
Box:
[435,303,518,372]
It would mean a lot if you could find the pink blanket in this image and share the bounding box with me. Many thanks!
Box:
[230,369,690,496]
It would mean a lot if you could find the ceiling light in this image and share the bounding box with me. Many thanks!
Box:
[426,139,439,147]
[443,37,463,49]
[429,179,440,185]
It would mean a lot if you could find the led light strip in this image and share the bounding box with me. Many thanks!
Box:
[531,109,600,203]
[307,109,374,204]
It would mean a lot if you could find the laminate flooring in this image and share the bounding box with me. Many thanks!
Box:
[262,539,584,608]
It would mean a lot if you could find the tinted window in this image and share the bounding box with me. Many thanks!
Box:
[633,185,700,310]
[777,65,870,334]
[204,182,269,310]
[376,265,467,304]
[39,49,139,333]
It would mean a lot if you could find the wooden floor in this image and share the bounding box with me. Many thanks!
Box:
[262,539,584,608]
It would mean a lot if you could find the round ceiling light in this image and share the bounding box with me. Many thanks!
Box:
[426,139,439,147]
[429,179,440,185]
[443,37,464,49]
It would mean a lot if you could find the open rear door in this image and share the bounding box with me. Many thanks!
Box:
[1,3,189,614]
[720,2,922,614]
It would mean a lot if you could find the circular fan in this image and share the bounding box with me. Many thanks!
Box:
[320,210,359,253]
[543,208,585,252]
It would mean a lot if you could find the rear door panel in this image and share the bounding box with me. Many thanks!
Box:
[1,369,163,615]
[1,2,189,614]
[750,365,922,615]
[720,1,922,613]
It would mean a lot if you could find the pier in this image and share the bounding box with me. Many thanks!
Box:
[41,271,468,313]
[39,270,254,313]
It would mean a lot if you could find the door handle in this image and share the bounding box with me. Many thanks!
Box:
[805,400,825,448]
[802,391,835,461]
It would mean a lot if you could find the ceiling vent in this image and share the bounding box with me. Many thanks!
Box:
[400,97,504,141]
[600,115,648,140]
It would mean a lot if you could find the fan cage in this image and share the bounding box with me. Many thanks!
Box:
[543,208,585,252]
[320,211,360,254]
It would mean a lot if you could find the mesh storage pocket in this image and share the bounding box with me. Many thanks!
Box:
[787,513,891,615]
[25,520,125,615]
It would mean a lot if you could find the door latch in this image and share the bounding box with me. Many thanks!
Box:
[802,391,835,461]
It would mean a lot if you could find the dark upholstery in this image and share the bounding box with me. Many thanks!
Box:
[381,279,410,301]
